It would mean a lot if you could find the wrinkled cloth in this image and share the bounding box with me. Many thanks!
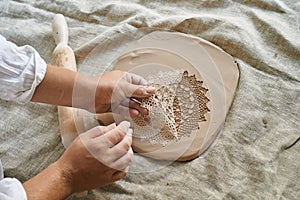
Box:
[0,35,47,102]
[0,0,299,200]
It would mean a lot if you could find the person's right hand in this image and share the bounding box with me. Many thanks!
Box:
[23,121,133,200]
[56,121,133,193]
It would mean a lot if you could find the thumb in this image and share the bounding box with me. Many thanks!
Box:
[123,83,156,98]
[84,123,117,139]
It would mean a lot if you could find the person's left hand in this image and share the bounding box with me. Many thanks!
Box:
[73,70,155,117]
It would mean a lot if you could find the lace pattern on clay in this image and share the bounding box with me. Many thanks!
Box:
[131,70,210,146]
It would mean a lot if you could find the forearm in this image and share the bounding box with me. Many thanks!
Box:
[31,64,76,106]
[31,64,104,112]
[23,162,72,200]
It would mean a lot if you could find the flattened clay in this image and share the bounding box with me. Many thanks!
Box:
[96,31,239,161]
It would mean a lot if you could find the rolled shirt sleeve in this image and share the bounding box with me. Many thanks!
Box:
[0,160,27,200]
[0,34,47,102]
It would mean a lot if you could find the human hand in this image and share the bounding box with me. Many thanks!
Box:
[55,121,133,193]
[73,70,155,116]
[97,70,156,116]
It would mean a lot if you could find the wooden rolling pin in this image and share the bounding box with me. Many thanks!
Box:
[52,14,87,198]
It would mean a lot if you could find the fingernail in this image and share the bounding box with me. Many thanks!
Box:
[145,86,156,94]
[118,121,131,132]
[127,128,133,136]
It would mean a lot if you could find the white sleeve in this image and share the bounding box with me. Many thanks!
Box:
[0,160,27,200]
[0,34,47,102]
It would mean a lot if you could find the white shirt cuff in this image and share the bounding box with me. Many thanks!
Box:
[0,178,27,200]
[0,35,47,102]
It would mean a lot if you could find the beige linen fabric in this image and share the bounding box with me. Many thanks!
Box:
[0,0,299,199]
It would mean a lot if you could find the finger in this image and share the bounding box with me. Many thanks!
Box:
[121,98,149,116]
[120,98,133,108]
[110,147,134,170]
[112,104,140,118]
[133,106,149,116]
[123,165,130,174]
[129,108,142,117]
[113,148,133,173]
[87,123,117,139]
[131,85,156,98]
[100,121,131,147]
[95,129,132,169]
[124,72,148,85]
[121,81,156,98]
[112,170,127,182]
[110,128,133,158]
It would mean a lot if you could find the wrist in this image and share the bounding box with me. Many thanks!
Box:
[23,162,73,200]
[51,161,74,196]
[72,73,103,113]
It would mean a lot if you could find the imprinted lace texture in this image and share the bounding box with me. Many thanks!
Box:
[132,70,210,146]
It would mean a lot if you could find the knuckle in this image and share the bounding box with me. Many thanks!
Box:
[122,171,128,177]
[118,171,127,179]
[101,156,112,166]
[136,88,144,95]
[115,127,126,139]
[123,140,132,151]
[128,154,134,163]
[96,125,105,132]
[114,173,123,181]
[93,140,105,151]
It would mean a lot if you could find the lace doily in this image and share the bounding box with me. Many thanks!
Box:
[130,70,210,146]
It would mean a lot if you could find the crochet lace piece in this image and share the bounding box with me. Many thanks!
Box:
[132,70,210,146]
